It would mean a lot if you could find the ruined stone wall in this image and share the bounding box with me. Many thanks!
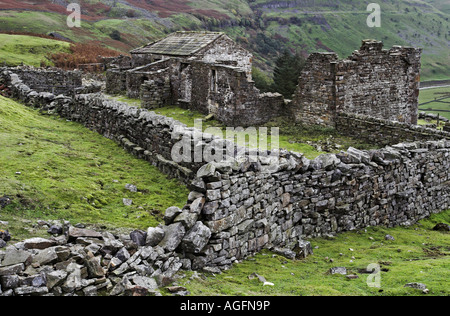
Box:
[292,41,422,127]
[190,61,284,127]
[140,69,172,110]
[106,69,128,95]
[190,140,450,266]
[126,59,172,99]
[3,67,449,275]
[291,52,338,127]
[335,41,421,125]
[6,67,82,96]
[336,112,450,147]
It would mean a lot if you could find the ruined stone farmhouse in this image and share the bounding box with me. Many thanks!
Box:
[292,40,422,127]
[106,31,284,126]
[107,34,422,129]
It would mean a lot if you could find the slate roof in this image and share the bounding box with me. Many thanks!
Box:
[131,32,225,56]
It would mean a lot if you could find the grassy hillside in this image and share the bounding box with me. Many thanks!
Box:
[0,34,71,67]
[419,86,450,120]
[0,0,448,80]
[0,95,189,231]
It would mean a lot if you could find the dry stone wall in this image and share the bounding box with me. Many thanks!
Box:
[336,112,450,146]
[1,68,449,296]
[6,66,82,96]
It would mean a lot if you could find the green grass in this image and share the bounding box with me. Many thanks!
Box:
[177,211,450,296]
[0,95,189,235]
[419,86,450,120]
[0,34,71,67]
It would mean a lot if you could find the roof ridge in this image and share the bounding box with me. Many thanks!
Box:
[130,32,226,56]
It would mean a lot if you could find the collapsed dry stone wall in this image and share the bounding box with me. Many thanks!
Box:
[1,68,449,296]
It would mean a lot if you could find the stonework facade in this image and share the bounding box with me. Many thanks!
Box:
[1,67,449,296]
[292,40,422,127]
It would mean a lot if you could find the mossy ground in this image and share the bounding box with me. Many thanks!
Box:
[176,211,450,296]
[0,95,189,239]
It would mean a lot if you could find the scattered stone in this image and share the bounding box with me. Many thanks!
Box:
[68,227,103,240]
[404,283,427,291]
[1,248,32,267]
[123,198,133,206]
[385,234,395,241]
[181,222,211,253]
[0,230,11,243]
[164,206,182,225]
[146,226,165,247]
[125,184,138,192]
[130,230,147,247]
[47,225,63,235]
[329,267,347,275]
[158,223,185,252]
[167,285,187,293]
[272,248,296,260]
[0,196,12,209]
[23,237,56,250]
[248,273,267,283]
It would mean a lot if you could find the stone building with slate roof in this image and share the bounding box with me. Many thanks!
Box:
[106,32,284,126]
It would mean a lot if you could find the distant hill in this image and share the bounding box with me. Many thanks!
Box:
[0,0,448,80]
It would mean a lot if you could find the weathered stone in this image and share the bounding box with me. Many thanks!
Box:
[46,270,68,289]
[0,263,24,276]
[329,267,347,275]
[33,247,59,266]
[115,247,130,263]
[132,275,158,291]
[197,163,216,179]
[68,227,102,240]
[181,222,212,254]
[158,223,185,252]
[190,197,206,214]
[61,263,83,293]
[174,212,198,230]
[85,253,105,278]
[146,227,165,247]
[125,184,138,192]
[1,275,20,289]
[123,198,133,206]
[130,230,147,247]
[47,225,63,235]
[1,248,32,267]
[164,206,183,225]
[14,286,48,296]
